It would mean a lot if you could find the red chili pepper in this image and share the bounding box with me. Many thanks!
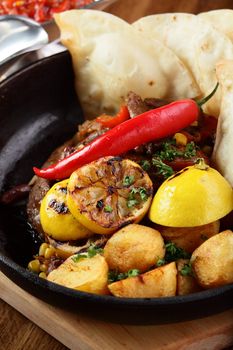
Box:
[33,99,199,180]
[96,105,130,128]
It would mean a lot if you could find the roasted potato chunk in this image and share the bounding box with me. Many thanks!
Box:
[108,262,177,298]
[155,220,220,253]
[176,259,202,295]
[104,224,165,272]
[47,254,109,295]
[191,230,233,288]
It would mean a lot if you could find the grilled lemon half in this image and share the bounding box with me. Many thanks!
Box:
[67,156,153,234]
[149,160,233,227]
[40,179,93,241]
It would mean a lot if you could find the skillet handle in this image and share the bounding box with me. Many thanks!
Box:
[0,41,66,83]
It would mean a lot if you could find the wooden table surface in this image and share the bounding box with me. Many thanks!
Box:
[2,0,233,349]
[0,300,67,350]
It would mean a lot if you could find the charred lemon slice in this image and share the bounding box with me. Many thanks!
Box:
[67,157,153,234]
[40,180,93,241]
[149,159,233,227]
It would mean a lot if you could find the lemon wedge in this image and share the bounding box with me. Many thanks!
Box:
[149,160,233,227]
[40,179,93,241]
[67,156,153,234]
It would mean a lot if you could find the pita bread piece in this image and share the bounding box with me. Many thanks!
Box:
[134,13,233,117]
[212,60,233,187]
[198,9,233,42]
[54,10,199,119]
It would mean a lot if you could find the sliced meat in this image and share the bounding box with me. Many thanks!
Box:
[1,184,31,204]
[27,139,76,238]
[77,119,107,142]
[126,91,149,118]
[126,91,171,118]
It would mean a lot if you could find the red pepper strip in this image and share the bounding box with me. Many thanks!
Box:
[33,99,199,180]
[96,105,130,128]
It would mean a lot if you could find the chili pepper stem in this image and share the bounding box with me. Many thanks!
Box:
[196,82,219,109]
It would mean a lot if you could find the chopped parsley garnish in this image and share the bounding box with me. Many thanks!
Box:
[127,187,148,208]
[127,198,139,208]
[72,254,86,263]
[156,258,166,267]
[108,269,140,283]
[152,158,174,179]
[157,141,181,161]
[96,201,113,212]
[165,242,191,262]
[127,269,140,277]
[180,262,193,277]
[140,160,151,171]
[87,245,104,258]
[183,142,196,158]
[154,140,197,162]
[154,243,191,267]
[138,187,148,201]
[104,205,113,213]
[72,245,104,262]
[127,189,139,208]
[123,175,135,186]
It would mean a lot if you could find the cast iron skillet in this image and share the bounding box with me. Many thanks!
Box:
[0,51,233,325]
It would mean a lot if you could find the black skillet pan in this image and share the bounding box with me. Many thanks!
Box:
[0,51,233,325]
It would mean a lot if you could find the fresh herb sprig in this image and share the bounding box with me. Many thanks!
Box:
[140,160,151,171]
[165,242,191,262]
[152,158,174,179]
[127,187,148,208]
[183,142,196,158]
[72,244,104,263]
[108,269,140,283]
[156,258,166,267]
[154,141,197,162]
[123,175,135,186]
[104,205,113,213]
[180,262,193,277]
[156,140,181,161]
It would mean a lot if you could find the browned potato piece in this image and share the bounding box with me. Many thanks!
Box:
[155,220,220,253]
[104,224,165,273]
[191,230,233,289]
[176,259,202,295]
[108,262,177,298]
[47,254,109,295]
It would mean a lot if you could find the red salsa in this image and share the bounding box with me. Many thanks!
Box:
[0,0,94,22]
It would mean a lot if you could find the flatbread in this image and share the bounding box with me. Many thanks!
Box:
[198,9,233,42]
[212,60,233,187]
[133,13,233,117]
[54,10,199,119]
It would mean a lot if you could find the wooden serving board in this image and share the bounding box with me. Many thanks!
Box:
[2,1,233,349]
[1,272,233,350]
